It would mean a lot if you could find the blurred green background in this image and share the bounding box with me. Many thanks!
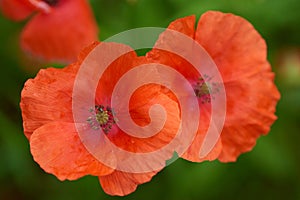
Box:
[1,0,300,199]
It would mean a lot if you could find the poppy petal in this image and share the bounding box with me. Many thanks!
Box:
[147,11,280,162]
[90,43,181,172]
[0,0,35,21]
[106,85,180,154]
[20,0,98,63]
[92,44,180,153]
[158,15,195,39]
[195,11,270,82]
[99,170,158,196]
[20,65,77,139]
[147,16,221,161]
[95,48,144,104]
[195,11,280,161]
[219,69,280,162]
[146,16,199,82]
[103,86,181,173]
[181,106,223,162]
[20,41,100,140]
[30,122,115,181]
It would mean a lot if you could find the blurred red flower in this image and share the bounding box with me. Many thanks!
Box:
[20,42,180,196]
[0,0,98,63]
[147,11,280,162]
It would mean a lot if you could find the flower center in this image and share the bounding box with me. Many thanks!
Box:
[87,105,116,134]
[194,75,220,103]
[96,110,109,125]
[42,0,58,6]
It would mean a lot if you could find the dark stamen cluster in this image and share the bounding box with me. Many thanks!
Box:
[87,105,116,134]
[194,75,220,103]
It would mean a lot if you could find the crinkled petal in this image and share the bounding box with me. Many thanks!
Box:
[147,11,280,162]
[167,15,195,37]
[87,44,181,173]
[181,106,223,162]
[95,49,145,104]
[30,122,115,181]
[195,11,280,161]
[147,16,222,161]
[94,45,181,154]
[20,42,99,140]
[99,170,158,196]
[20,65,77,139]
[20,0,98,63]
[219,68,280,162]
[146,16,199,82]
[195,11,270,82]
[107,86,180,157]
[0,0,35,21]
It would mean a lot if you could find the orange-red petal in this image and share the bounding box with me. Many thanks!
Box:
[195,11,280,161]
[106,85,180,154]
[20,65,77,139]
[87,44,182,173]
[30,122,115,180]
[94,46,180,154]
[146,15,199,82]
[0,0,35,21]
[195,11,270,82]
[95,49,145,104]
[99,170,158,196]
[181,106,223,162]
[20,0,98,63]
[219,68,280,162]
[20,42,98,140]
[147,11,280,162]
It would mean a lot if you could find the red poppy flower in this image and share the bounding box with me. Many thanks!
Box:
[20,41,181,196]
[146,11,280,162]
[0,0,98,63]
